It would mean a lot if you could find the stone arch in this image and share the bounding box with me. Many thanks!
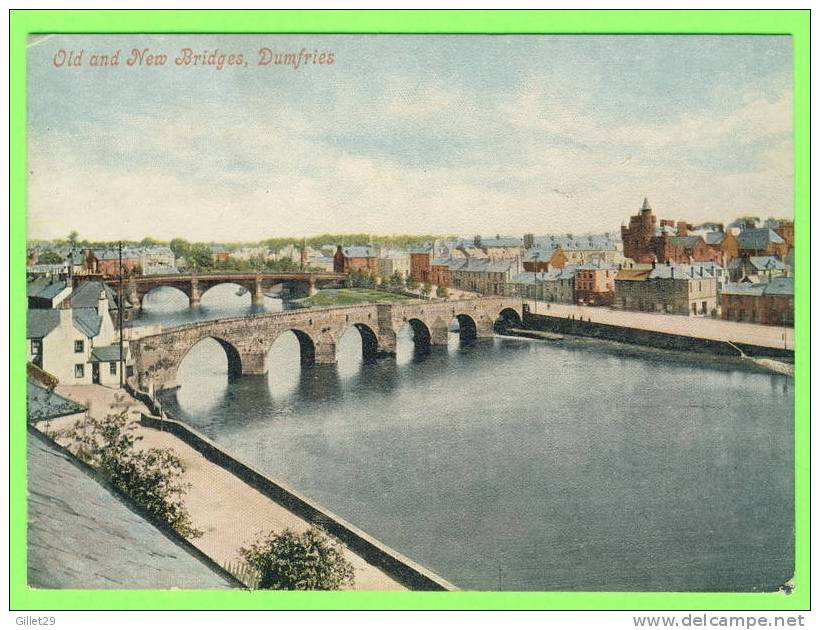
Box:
[268,328,317,367]
[451,313,478,341]
[494,307,523,333]
[400,318,432,349]
[197,281,255,302]
[178,334,243,383]
[337,322,380,360]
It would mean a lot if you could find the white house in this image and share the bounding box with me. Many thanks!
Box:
[27,288,129,387]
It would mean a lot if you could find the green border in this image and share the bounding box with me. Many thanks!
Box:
[10,9,810,611]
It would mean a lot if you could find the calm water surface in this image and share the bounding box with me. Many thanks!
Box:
[145,287,794,592]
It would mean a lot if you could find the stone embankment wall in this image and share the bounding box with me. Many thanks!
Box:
[139,414,456,592]
[523,312,794,360]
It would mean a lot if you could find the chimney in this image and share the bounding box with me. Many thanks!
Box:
[97,288,109,317]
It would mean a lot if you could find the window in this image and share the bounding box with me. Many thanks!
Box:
[74,364,85,378]
[74,339,84,353]
[30,339,42,354]
[109,362,118,375]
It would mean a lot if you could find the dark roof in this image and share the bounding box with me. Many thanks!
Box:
[340,246,376,258]
[27,310,61,339]
[72,308,102,338]
[71,281,119,309]
[90,345,123,362]
[641,197,652,210]
[703,231,726,245]
[26,432,236,589]
[27,381,85,422]
[737,228,785,250]
[669,236,703,249]
[763,276,794,296]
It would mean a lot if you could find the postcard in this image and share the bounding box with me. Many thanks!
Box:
[14,14,806,616]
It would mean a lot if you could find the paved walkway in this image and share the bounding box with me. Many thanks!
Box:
[45,385,406,591]
[528,302,793,350]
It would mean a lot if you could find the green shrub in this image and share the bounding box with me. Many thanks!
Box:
[240,526,355,590]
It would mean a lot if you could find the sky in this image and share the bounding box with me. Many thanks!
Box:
[27,34,793,242]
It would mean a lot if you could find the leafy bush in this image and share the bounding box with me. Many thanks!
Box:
[62,409,201,538]
[240,526,355,590]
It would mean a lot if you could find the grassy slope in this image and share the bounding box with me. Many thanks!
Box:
[300,288,416,307]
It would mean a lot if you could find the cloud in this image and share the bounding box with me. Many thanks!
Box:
[26,38,793,242]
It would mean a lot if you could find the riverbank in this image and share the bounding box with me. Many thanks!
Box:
[39,385,415,591]
[523,304,793,360]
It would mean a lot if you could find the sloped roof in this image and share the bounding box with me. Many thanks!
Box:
[763,276,794,296]
[90,345,123,362]
[722,282,766,296]
[703,231,726,245]
[341,246,376,258]
[737,228,785,250]
[71,281,119,309]
[748,256,787,271]
[524,247,556,262]
[28,277,67,299]
[72,308,102,338]
[27,310,61,338]
[27,381,86,422]
[669,236,703,249]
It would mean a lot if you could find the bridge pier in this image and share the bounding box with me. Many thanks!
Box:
[240,350,268,375]
[252,277,265,307]
[189,279,201,308]
[314,341,337,365]
[430,323,449,346]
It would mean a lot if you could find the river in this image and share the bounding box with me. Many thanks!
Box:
[140,286,794,592]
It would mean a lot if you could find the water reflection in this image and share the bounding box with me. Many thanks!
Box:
[134,284,286,328]
[156,292,794,592]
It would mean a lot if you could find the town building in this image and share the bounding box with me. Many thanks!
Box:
[28,277,72,309]
[614,262,720,316]
[27,288,129,386]
[621,198,721,265]
[720,277,794,326]
[728,255,789,283]
[430,255,454,288]
[139,245,176,273]
[377,250,411,279]
[736,228,789,257]
[408,245,434,283]
[574,259,617,306]
[81,248,142,277]
[333,245,378,274]
[701,229,740,267]
[208,244,230,264]
[504,266,578,303]
[449,259,514,295]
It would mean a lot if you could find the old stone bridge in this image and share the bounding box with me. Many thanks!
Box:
[130,297,524,391]
[109,271,347,309]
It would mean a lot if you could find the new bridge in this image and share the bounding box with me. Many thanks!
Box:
[106,271,348,309]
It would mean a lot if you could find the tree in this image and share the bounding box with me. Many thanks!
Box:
[187,244,214,270]
[67,230,79,247]
[140,236,161,246]
[62,408,201,539]
[389,271,405,289]
[240,527,355,590]
[37,250,64,264]
[435,286,449,299]
[169,238,191,259]
[405,274,418,289]
[420,282,432,298]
